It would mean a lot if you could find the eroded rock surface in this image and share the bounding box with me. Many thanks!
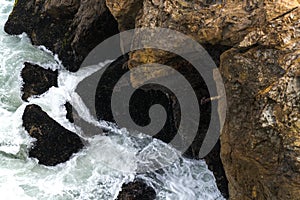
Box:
[106,0,299,85]
[220,22,300,199]
[22,104,84,166]
[106,0,300,199]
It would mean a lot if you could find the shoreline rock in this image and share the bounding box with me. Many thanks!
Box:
[21,62,58,101]
[5,0,119,72]
[22,104,84,166]
[94,52,229,197]
[117,180,156,200]
[106,0,300,199]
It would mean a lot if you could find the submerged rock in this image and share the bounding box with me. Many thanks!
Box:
[22,104,84,166]
[5,0,119,72]
[117,180,156,200]
[21,62,58,101]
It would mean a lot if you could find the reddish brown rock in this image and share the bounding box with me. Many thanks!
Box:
[6,0,300,199]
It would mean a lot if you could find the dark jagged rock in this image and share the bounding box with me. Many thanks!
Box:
[64,102,74,123]
[202,141,228,198]
[117,180,156,200]
[22,104,84,166]
[5,0,119,72]
[21,62,58,101]
[95,53,229,197]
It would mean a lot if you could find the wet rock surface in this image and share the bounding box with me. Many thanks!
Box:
[5,0,119,72]
[21,62,58,101]
[64,102,74,123]
[117,180,156,200]
[94,52,229,198]
[22,104,84,166]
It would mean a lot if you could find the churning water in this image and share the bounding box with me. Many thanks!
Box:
[0,1,224,199]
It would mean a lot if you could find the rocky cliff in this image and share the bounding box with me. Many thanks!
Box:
[5,0,300,199]
[106,0,300,199]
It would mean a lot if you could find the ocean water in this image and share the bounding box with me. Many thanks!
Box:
[0,0,224,199]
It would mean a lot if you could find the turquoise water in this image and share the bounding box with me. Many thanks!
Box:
[0,1,224,199]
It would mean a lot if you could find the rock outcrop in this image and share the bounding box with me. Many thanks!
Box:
[21,62,58,101]
[106,0,299,84]
[22,104,84,166]
[106,0,300,199]
[117,180,156,200]
[5,0,119,72]
[219,13,300,199]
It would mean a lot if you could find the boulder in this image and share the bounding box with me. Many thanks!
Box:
[21,62,58,101]
[64,102,74,123]
[5,0,119,72]
[117,179,156,200]
[22,104,84,166]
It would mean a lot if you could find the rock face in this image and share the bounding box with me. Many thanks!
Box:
[106,0,299,85]
[219,12,300,199]
[22,104,84,166]
[5,0,119,72]
[106,0,300,199]
[117,180,156,200]
[21,62,58,101]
